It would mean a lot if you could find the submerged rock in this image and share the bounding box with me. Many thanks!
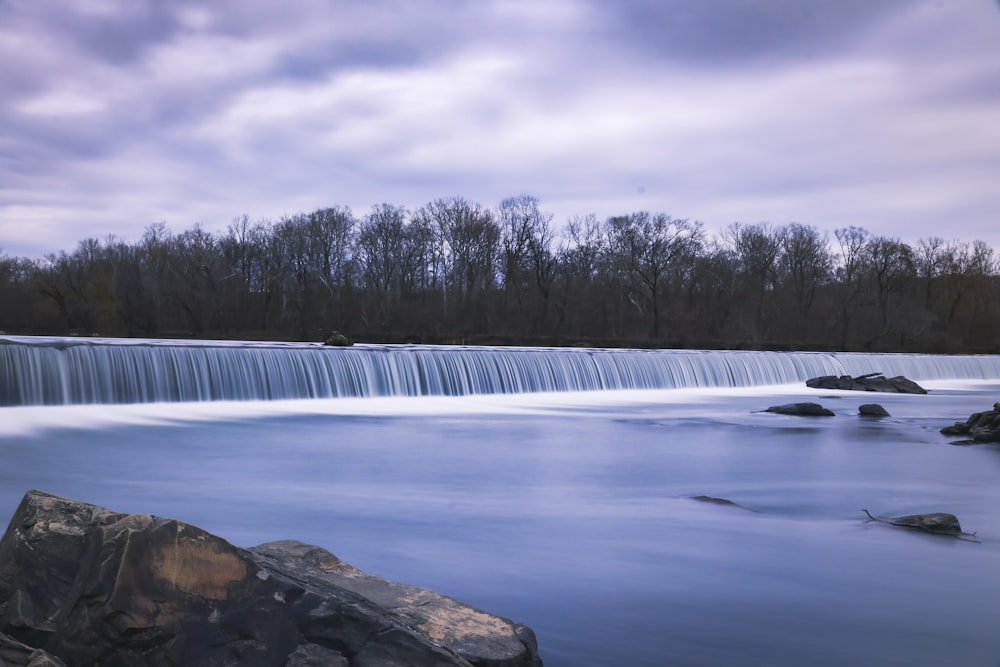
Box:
[0,491,543,667]
[690,495,740,507]
[806,373,927,394]
[764,402,835,417]
[862,509,976,540]
[940,405,1000,444]
[858,403,890,417]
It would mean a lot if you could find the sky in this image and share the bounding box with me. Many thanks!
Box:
[2,0,999,259]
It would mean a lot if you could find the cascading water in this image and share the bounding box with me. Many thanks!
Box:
[2,335,1000,407]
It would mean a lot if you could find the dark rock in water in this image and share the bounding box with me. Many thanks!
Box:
[323,331,353,346]
[0,491,543,667]
[690,495,739,507]
[862,509,976,540]
[858,403,890,417]
[764,402,835,417]
[940,406,1000,444]
[806,373,927,394]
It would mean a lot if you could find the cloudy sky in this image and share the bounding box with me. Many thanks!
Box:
[2,0,999,258]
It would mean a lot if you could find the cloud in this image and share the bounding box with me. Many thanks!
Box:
[1,0,999,258]
[586,0,909,68]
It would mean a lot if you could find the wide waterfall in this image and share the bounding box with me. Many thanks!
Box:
[2,335,1000,407]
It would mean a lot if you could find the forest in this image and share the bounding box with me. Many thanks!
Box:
[1,195,998,353]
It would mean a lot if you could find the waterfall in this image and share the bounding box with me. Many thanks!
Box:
[2,336,999,407]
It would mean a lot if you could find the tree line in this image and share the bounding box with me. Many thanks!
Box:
[1,195,998,353]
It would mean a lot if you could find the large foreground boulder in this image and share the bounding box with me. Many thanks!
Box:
[0,491,543,667]
[806,373,927,394]
[940,403,1000,444]
[0,632,66,666]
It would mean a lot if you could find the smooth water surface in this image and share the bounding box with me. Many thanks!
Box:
[2,383,999,666]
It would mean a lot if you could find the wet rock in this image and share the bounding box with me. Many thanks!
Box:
[323,331,353,346]
[940,406,1000,444]
[764,402,835,417]
[285,643,349,666]
[0,491,543,667]
[0,632,67,667]
[690,495,739,506]
[858,403,890,417]
[862,509,976,540]
[689,496,754,512]
[806,373,927,394]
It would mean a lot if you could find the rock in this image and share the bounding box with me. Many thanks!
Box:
[0,632,67,667]
[689,496,754,511]
[940,406,1000,443]
[862,509,976,540]
[691,496,739,507]
[690,495,739,507]
[0,491,543,667]
[323,331,353,346]
[285,643,349,667]
[805,373,927,394]
[858,403,890,417]
[250,540,541,667]
[764,402,835,417]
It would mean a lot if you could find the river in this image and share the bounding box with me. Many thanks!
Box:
[0,337,1000,667]
[2,373,998,666]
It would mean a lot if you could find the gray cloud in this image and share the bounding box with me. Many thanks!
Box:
[587,0,910,68]
[1,0,999,258]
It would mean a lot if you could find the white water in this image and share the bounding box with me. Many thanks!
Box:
[3,336,1000,406]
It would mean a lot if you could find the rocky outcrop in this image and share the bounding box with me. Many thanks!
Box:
[940,403,1000,444]
[0,491,543,667]
[858,403,890,417]
[806,373,927,394]
[764,402,835,417]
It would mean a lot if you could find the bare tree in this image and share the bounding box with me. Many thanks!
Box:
[864,235,913,335]
[555,214,605,337]
[167,224,223,335]
[833,226,871,348]
[355,205,406,331]
[498,195,556,332]
[419,197,499,332]
[603,212,704,339]
[307,207,356,328]
[722,223,784,342]
[778,223,832,340]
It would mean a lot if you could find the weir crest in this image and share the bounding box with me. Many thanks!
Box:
[2,336,999,407]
